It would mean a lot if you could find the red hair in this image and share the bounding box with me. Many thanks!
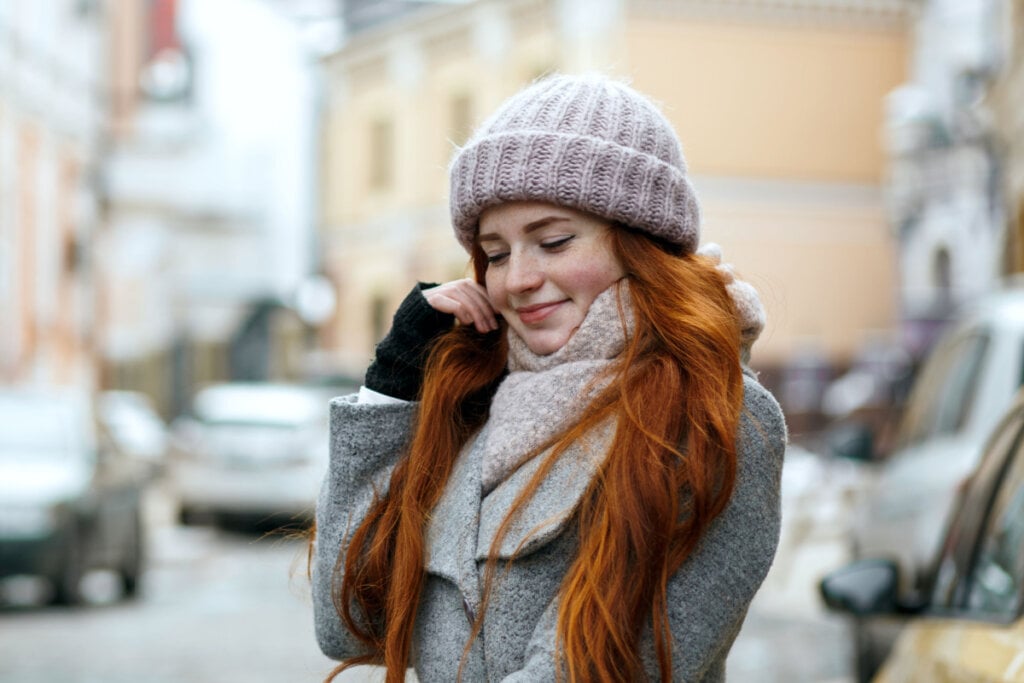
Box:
[325,227,743,682]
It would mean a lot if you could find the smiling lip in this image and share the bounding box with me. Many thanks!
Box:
[515,301,564,325]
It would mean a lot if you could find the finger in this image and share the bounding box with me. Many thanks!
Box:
[425,293,467,320]
[434,281,496,331]
[424,280,498,331]
[443,294,496,333]
[455,282,499,331]
[452,293,494,333]
[434,295,477,327]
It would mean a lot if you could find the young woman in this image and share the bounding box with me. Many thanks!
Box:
[312,73,787,682]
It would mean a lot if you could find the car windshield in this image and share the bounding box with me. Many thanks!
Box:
[0,397,83,461]
[895,330,989,449]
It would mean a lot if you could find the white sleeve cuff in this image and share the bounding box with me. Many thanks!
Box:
[357,385,410,405]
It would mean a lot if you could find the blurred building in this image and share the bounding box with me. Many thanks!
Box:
[0,1,106,389]
[884,0,1009,359]
[98,0,325,415]
[343,0,439,34]
[0,0,331,414]
[318,0,912,403]
[989,0,1024,275]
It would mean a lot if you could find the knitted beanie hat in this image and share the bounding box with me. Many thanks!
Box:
[449,73,700,254]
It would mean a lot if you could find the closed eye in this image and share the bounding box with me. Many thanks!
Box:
[485,251,509,265]
[541,236,574,250]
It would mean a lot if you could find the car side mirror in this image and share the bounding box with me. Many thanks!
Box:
[819,559,900,616]
[826,421,875,462]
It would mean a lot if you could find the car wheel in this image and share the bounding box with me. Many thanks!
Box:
[121,513,145,599]
[52,529,86,606]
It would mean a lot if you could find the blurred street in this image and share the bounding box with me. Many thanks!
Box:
[0,487,359,683]
[0,482,856,683]
[5,1,1023,681]
[728,589,855,683]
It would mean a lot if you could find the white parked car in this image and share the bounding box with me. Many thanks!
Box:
[98,390,169,476]
[822,386,1024,683]
[0,389,147,604]
[848,286,1024,581]
[168,383,343,529]
[826,284,1024,681]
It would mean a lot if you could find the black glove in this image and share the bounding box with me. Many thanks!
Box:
[364,283,455,401]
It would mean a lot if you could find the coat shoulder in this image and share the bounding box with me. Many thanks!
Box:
[739,373,788,461]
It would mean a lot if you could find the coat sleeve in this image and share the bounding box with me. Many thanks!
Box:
[658,375,786,680]
[312,394,417,661]
[501,375,787,682]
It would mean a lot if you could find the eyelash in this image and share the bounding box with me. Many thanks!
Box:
[485,236,574,265]
[542,236,573,250]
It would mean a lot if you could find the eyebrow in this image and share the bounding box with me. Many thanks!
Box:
[477,216,571,243]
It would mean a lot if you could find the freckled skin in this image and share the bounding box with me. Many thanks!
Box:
[478,202,626,356]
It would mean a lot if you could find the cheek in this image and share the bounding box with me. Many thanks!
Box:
[484,273,504,308]
[564,257,624,299]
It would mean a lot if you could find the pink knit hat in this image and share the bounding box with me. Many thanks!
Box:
[448,73,700,254]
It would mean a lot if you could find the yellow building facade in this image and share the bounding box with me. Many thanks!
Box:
[990,0,1024,273]
[319,0,910,376]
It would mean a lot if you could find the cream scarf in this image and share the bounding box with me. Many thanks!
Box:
[479,280,635,493]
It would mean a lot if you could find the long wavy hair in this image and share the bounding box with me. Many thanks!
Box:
[324,225,744,682]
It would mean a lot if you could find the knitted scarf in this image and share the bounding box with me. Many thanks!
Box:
[479,280,635,493]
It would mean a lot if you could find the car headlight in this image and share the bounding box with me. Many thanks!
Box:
[0,505,59,539]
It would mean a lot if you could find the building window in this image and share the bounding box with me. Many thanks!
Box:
[932,245,952,312]
[449,93,473,147]
[370,293,388,344]
[369,117,394,191]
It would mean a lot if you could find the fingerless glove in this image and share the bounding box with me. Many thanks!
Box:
[364,283,455,401]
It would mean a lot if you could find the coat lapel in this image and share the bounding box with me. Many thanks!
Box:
[424,418,613,604]
[423,427,486,610]
[476,420,613,561]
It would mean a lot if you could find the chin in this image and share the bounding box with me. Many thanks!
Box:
[522,332,571,356]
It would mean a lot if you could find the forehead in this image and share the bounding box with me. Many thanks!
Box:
[477,201,610,240]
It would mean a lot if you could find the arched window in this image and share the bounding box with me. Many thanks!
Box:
[933,245,952,311]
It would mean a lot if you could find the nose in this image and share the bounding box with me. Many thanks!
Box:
[504,252,543,294]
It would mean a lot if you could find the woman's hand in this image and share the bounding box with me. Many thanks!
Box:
[697,243,766,364]
[422,279,499,334]
[364,280,499,401]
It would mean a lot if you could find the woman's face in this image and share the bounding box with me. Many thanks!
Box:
[478,201,626,355]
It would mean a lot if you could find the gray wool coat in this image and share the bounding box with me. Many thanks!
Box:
[312,372,786,682]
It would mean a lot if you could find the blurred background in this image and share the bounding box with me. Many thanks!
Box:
[2,0,1023,681]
